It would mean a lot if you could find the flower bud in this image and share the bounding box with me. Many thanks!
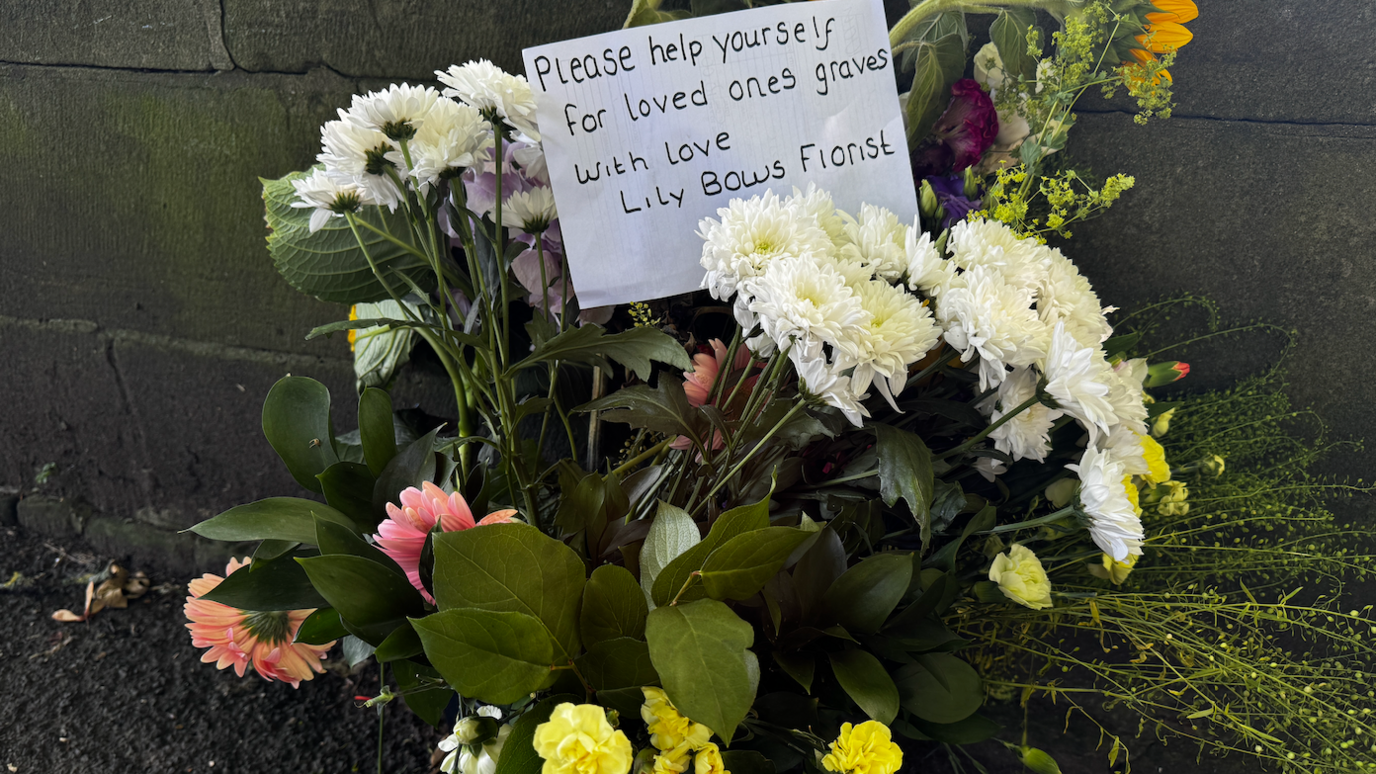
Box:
[1087,553,1138,585]
[1202,454,1226,476]
[454,716,499,746]
[963,165,981,198]
[919,179,943,223]
[1045,478,1077,508]
[1151,407,1176,438]
[1145,361,1190,387]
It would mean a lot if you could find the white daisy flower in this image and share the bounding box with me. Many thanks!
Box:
[1106,357,1150,436]
[748,255,870,361]
[697,190,834,301]
[437,60,541,140]
[290,169,364,232]
[346,83,440,141]
[1066,446,1144,561]
[1035,247,1113,348]
[904,223,955,296]
[936,265,1049,391]
[393,98,492,189]
[786,183,849,247]
[840,280,941,407]
[317,119,403,210]
[984,366,1062,463]
[946,218,1051,292]
[1039,321,1117,445]
[794,351,869,427]
[1098,424,1148,477]
[838,204,909,283]
[501,186,557,234]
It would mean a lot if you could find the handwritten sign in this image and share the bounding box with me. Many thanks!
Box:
[522,0,916,308]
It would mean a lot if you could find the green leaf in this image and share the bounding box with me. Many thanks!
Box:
[908,713,1001,744]
[412,608,557,705]
[372,426,442,527]
[895,653,984,723]
[640,501,701,607]
[579,380,707,449]
[295,607,348,645]
[874,425,934,543]
[646,599,758,742]
[651,497,770,606]
[624,0,690,27]
[580,565,649,647]
[792,527,846,622]
[201,553,328,611]
[829,649,899,724]
[719,751,775,774]
[774,650,815,692]
[576,636,660,690]
[699,528,813,601]
[317,461,378,530]
[188,497,356,545]
[262,376,339,494]
[820,553,913,635]
[492,695,580,774]
[374,620,424,662]
[358,387,398,476]
[296,554,426,645]
[342,634,376,666]
[989,9,1038,81]
[691,0,748,16]
[350,300,424,391]
[252,538,299,564]
[312,514,404,576]
[262,170,433,304]
[900,13,968,146]
[432,523,586,659]
[393,659,452,727]
[519,324,691,381]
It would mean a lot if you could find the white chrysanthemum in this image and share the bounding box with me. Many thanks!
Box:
[974,456,1008,482]
[787,183,849,246]
[794,351,869,427]
[394,99,491,189]
[1066,446,1144,561]
[820,252,877,287]
[290,169,364,232]
[839,204,909,283]
[317,119,403,210]
[347,83,440,140]
[936,265,1049,390]
[698,190,835,301]
[748,255,869,361]
[985,366,1062,463]
[1036,247,1113,348]
[501,187,557,234]
[840,280,941,406]
[439,723,512,774]
[437,60,540,140]
[1040,321,1117,445]
[1099,424,1148,477]
[905,224,955,296]
[946,218,1050,291]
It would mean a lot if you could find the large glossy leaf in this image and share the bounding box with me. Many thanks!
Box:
[820,553,913,635]
[432,523,586,659]
[639,501,701,607]
[699,528,813,602]
[520,324,691,381]
[895,653,984,724]
[792,528,846,622]
[899,13,968,146]
[262,376,338,493]
[412,608,557,704]
[317,461,377,529]
[579,380,708,451]
[829,649,899,724]
[297,554,426,645]
[372,427,442,526]
[350,299,423,391]
[393,659,452,728]
[262,170,433,304]
[313,516,405,577]
[646,599,759,742]
[373,620,424,662]
[580,565,649,647]
[576,636,660,690]
[188,497,355,544]
[874,425,934,543]
[358,388,398,477]
[624,0,690,27]
[651,497,770,606]
[201,553,328,611]
[295,607,348,645]
[990,9,1038,81]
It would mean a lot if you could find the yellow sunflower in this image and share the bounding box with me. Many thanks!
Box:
[1126,0,1198,80]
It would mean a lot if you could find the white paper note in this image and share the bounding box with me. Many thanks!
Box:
[522,0,917,308]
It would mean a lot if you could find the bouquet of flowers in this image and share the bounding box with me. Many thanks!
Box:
[181,1,1376,772]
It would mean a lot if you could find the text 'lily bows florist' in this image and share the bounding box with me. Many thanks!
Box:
[524,0,917,307]
[193,1,1376,773]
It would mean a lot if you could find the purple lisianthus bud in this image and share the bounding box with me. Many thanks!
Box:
[911,79,1000,180]
[925,174,982,231]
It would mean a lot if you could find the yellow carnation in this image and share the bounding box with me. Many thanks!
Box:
[694,743,728,774]
[651,751,691,774]
[1122,475,1142,517]
[821,721,903,774]
[641,687,711,752]
[1139,434,1171,485]
[533,703,633,774]
[1088,552,1138,585]
[1146,479,1189,517]
[988,544,1053,610]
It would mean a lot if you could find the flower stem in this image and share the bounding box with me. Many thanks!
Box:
[611,438,673,478]
[936,393,1041,461]
[694,401,805,516]
[979,504,1077,535]
[376,661,386,774]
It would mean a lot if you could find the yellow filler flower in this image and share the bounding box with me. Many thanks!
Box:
[532,703,633,774]
[821,721,904,774]
[641,687,712,752]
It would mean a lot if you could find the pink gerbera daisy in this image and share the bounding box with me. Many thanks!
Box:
[671,339,760,452]
[183,557,334,688]
[375,481,517,603]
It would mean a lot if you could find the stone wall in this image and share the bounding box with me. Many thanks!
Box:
[1,0,1371,569]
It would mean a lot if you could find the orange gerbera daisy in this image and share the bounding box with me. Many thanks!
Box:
[184,557,335,687]
[1126,0,1198,81]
